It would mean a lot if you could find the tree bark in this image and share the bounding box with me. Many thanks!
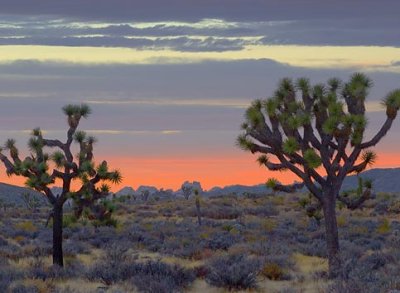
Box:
[322,189,341,278]
[52,203,64,267]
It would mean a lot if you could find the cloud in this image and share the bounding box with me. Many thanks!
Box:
[0,0,398,23]
[1,16,400,50]
[86,129,182,135]
[0,35,254,52]
[1,44,400,72]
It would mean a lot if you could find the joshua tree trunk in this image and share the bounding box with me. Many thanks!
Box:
[196,198,202,226]
[52,202,64,267]
[321,188,340,277]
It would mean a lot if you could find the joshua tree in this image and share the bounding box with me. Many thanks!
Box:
[181,184,193,200]
[21,192,41,211]
[237,73,400,277]
[141,190,150,201]
[0,104,122,267]
[181,181,202,200]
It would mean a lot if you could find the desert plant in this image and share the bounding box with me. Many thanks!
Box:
[206,254,260,290]
[260,262,285,280]
[0,104,122,266]
[237,73,400,276]
[21,192,41,211]
[131,260,196,293]
[182,183,193,200]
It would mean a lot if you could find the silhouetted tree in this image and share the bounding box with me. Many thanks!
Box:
[237,73,400,277]
[21,192,41,211]
[0,104,122,267]
[181,184,193,200]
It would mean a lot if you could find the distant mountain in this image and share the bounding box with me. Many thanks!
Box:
[4,168,398,208]
[115,186,135,197]
[206,184,268,196]
[341,168,400,193]
[207,168,400,195]
[136,186,159,194]
[0,182,47,206]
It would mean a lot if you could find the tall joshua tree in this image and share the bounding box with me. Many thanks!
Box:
[0,104,122,267]
[237,73,400,277]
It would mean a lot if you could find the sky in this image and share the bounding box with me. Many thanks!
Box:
[0,0,400,191]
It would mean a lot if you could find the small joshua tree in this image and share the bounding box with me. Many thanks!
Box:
[181,184,193,200]
[237,73,400,276]
[0,104,122,267]
[181,181,202,200]
[21,192,41,212]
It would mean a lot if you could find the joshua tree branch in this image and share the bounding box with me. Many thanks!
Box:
[0,153,15,174]
[43,139,64,149]
[337,188,372,210]
[360,117,395,149]
[272,182,305,193]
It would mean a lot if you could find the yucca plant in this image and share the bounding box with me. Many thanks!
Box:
[0,104,122,267]
[237,73,400,277]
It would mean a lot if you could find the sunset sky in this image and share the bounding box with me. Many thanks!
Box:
[0,0,400,191]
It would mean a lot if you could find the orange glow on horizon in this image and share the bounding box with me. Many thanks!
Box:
[1,152,400,192]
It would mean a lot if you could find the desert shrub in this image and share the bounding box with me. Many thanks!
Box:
[299,238,326,258]
[250,240,294,268]
[28,257,49,280]
[131,261,196,293]
[87,261,130,285]
[194,265,209,278]
[0,235,8,246]
[34,229,52,244]
[388,230,400,248]
[334,250,400,293]
[11,284,40,293]
[329,271,400,293]
[63,240,91,256]
[328,278,370,293]
[62,214,78,228]
[339,240,364,260]
[205,254,261,291]
[352,237,383,251]
[376,218,391,234]
[0,242,22,260]
[46,259,86,280]
[306,218,320,232]
[0,220,16,237]
[87,226,119,248]
[387,200,400,214]
[70,226,95,242]
[86,243,132,285]
[202,205,242,220]
[360,252,394,271]
[0,265,23,292]
[373,200,390,215]
[245,204,279,217]
[15,221,37,233]
[54,286,82,293]
[135,210,160,218]
[206,231,242,250]
[260,262,284,280]
[21,243,51,260]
